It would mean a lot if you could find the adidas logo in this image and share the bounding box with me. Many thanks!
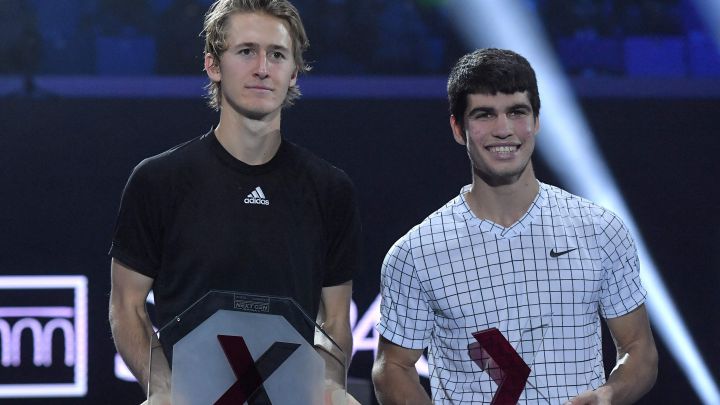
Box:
[244,186,270,205]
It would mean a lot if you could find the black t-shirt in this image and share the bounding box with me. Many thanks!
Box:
[109,130,362,334]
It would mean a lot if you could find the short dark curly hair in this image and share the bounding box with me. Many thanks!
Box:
[447,48,540,127]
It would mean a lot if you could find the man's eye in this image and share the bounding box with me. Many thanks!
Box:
[270,51,286,60]
[238,48,253,55]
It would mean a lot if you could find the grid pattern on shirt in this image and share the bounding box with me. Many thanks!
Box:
[378,183,646,404]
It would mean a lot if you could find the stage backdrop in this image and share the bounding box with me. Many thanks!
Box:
[0,94,718,404]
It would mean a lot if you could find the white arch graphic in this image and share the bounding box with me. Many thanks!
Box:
[10,318,44,367]
[41,318,75,367]
[0,320,11,367]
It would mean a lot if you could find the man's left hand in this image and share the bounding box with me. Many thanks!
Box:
[565,386,613,405]
[324,379,361,405]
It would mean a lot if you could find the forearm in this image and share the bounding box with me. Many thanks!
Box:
[323,320,353,366]
[109,304,166,394]
[568,305,659,405]
[601,345,658,404]
[317,282,354,383]
[315,319,353,387]
[372,362,431,405]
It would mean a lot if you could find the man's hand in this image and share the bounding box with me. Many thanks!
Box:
[564,385,613,405]
[324,379,361,405]
[139,391,171,405]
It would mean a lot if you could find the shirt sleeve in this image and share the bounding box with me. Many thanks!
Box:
[377,234,434,350]
[108,159,165,278]
[597,210,647,319]
[322,171,363,287]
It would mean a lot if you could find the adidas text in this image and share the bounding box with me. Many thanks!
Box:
[245,186,270,205]
[244,197,270,205]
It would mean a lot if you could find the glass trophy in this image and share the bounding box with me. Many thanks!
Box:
[148,290,348,405]
[468,314,553,404]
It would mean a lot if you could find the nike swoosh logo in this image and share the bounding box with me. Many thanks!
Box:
[549,248,577,258]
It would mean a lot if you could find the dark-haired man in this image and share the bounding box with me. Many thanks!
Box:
[372,48,657,404]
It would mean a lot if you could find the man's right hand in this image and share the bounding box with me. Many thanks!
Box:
[140,391,171,405]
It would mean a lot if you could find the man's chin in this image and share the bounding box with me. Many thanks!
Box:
[225,99,282,120]
[243,109,274,121]
[473,168,525,187]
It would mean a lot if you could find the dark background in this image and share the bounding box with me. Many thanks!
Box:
[1,0,720,403]
[1,95,718,404]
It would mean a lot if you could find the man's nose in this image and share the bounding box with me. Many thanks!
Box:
[255,54,269,78]
[492,114,512,137]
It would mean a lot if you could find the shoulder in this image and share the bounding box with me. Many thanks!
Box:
[285,141,352,184]
[392,192,467,253]
[544,183,614,217]
[130,134,208,183]
[541,182,631,237]
[283,141,357,203]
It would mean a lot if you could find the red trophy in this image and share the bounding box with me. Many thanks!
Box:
[468,315,553,404]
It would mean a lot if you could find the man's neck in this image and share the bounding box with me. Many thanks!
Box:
[214,110,282,165]
[465,170,540,228]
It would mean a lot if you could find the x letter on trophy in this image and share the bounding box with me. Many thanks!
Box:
[215,335,300,405]
[468,328,531,405]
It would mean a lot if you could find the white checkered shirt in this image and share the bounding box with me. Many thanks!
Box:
[377,182,646,404]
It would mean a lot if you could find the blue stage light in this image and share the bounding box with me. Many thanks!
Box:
[692,0,720,49]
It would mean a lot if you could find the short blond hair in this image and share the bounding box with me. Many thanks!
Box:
[202,0,310,110]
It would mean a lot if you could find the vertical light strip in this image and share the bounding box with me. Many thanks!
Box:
[690,0,720,49]
[447,1,720,403]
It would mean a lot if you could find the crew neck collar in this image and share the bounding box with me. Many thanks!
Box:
[205,129,289,174]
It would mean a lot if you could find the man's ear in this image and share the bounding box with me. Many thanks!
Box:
[204,53,221,82]
[450,115,466,145]
[289,66,298,87]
